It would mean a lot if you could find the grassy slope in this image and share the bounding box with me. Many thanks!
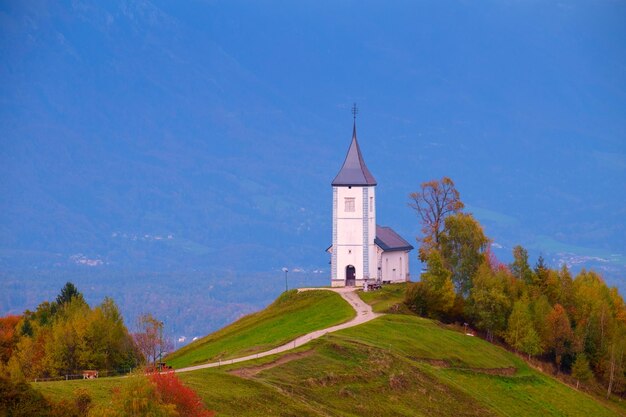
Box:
[166,289,355,368]
[255,315,623,417]
[358,283,409,313]
[37,370,318,417]
[35,286,625,417]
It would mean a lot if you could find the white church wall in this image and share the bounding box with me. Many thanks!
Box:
[381,250,411,283]
[333,245,363,283]
[333,185,376,286]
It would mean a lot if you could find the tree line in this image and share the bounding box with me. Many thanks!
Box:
[0,282,170,381]
[406,177,626,398]
[0,283,216,416]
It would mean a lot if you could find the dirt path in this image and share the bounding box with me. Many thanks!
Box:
[229,350,315,378]
[176,287,380,374]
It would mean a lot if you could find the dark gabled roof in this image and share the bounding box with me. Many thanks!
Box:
[326,226,414,253]
[375,225,414,252]
[332,122,377,186]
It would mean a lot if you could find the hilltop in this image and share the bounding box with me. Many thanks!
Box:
[35,285,626,417]
[166,290,355,369]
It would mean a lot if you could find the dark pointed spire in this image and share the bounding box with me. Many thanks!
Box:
[331,120,377,186]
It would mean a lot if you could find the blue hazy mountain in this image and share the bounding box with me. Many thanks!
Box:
[1,1,625,336]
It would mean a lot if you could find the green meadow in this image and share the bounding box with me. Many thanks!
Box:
[35,285,625,416]
[165,289,355,368]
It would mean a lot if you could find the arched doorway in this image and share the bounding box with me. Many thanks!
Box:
[346,265,356,286]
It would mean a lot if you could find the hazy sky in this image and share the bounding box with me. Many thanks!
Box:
[1,1,625,296]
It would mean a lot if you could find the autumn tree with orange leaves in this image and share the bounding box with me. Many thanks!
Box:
[409,177,464,261]
[545,304,574,372]
[0,316,21,364]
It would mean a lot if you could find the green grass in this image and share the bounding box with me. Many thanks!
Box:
[338,315,520,369]
[251,316,622,416]
[165,289,355,368]
[35,377,120,405]
[433,367,621,417]
[34,290,624,417]
[256,337,497,417]
[180,367,319,416]
[35,368,319,417]
[357,283,410,313]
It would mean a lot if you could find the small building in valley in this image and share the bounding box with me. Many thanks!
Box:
[327,117,413,287]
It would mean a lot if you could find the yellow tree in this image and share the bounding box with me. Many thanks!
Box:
[467,262,510,341]
[506,299,530,349]
[407,250,455,319]
[571,353,593,390]
[439,213,489,295]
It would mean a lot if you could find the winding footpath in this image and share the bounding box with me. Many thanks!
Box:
[176,287,380,374]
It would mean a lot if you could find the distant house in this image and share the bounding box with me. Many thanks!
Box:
[327,120,413,287]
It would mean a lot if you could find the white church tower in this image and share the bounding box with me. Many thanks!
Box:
[329,117,378,287]
[328,108,414,287]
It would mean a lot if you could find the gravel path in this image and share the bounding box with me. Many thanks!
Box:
[176,287,380,374]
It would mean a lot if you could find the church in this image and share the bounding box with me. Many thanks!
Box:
[327,118,414,288]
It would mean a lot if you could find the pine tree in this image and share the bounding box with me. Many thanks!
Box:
[55,282,81,306]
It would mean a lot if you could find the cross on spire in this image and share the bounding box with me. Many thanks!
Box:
[351,103,358,121]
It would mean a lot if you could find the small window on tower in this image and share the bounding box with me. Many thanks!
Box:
[370,197,373,212]
[344,198,355,212]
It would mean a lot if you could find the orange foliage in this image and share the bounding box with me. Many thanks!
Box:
[484,245,508,273]
[546,304,574,371]
[0,315,21,363]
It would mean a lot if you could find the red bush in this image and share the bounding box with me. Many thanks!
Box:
[149,372,214,417]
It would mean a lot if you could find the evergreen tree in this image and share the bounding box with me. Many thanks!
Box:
[558,265,574,313]
[55,282,81,307]
[534,255,549,291]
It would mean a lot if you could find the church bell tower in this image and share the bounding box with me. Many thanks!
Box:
[330,108,377,287]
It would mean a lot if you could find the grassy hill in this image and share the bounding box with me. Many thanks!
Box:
[358,282,412,313]
[166,289,355,368]
[35,285,626,417]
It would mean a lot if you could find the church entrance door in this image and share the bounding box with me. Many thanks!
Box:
[346,265,356,286]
